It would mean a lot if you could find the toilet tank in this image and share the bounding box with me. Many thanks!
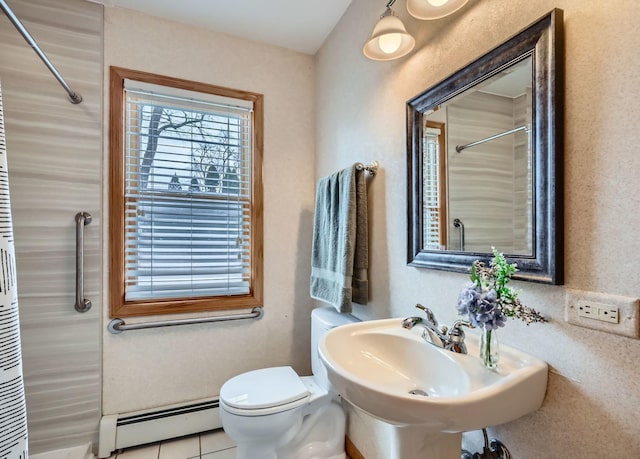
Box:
[311,307,360,390]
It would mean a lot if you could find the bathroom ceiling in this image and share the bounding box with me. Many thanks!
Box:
[91,0,353,54]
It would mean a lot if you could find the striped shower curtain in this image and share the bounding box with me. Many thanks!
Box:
[0,81,29,457]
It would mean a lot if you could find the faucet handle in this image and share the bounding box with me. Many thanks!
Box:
[415,304,438,326]
[446,320,475,354]
[449,320,475,339]
[451,320,475,331]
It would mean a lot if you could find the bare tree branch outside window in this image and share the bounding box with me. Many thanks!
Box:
[135,103,243,195]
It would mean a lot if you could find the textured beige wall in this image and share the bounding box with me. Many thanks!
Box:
[316,0,640,457]
[102,7,317,414]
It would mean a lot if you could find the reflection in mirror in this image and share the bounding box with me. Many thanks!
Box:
[422,120,447,250]
[423,57,533,255]
[407,9,563,284]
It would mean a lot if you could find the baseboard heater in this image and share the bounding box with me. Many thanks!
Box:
[97,397,222,458]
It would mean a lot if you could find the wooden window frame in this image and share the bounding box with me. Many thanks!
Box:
[424,120,448,249]
[109,66,263,318]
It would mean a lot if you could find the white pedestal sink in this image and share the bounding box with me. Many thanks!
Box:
[318,318,548,458]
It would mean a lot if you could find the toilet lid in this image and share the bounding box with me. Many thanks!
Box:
[220,366,310,410]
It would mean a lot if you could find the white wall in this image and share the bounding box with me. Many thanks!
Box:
[102,6,317,414]
[316,0,640,456]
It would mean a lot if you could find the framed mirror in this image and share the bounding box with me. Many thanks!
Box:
[407,9,563,284]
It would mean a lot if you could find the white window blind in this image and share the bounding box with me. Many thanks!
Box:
[123,80,253,302]
[423,127,442,250]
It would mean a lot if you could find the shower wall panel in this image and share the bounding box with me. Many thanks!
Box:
[447,91,515,252]
[0,0,103,453]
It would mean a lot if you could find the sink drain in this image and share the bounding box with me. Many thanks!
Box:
[409,389,429,396]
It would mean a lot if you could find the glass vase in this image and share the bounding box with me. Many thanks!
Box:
[480,327,499,370]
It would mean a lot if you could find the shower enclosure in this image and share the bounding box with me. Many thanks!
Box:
[0,0,103,454]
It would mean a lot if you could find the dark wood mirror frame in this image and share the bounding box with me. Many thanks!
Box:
[407,9,564,284]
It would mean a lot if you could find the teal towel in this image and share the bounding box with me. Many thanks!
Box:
[310,165,369,313]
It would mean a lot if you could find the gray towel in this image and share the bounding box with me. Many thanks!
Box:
[310,164,368,313]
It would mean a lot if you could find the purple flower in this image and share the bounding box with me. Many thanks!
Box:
[456,284,479,315]
[456,285,506,330]
[456,251,546,330]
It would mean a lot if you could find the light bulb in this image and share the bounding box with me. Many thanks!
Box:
[378,33,402,54]
[427,0,449,6]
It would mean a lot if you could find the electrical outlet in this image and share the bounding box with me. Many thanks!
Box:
[598,306,619,324]
[577,303,598,319]
[566,289,639,338]
[576,302,619,324]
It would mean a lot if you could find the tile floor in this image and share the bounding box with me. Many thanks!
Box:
[108,429,236,459]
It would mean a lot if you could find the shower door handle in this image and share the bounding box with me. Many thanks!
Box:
[75,212,92,312]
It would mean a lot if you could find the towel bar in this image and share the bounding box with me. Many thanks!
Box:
[107,307,264,334]
[356,160,379,176]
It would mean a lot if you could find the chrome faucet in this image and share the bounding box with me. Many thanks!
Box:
[401,304,474,354]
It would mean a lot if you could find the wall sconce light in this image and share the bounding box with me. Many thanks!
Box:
[406,0,469,20]
[363,0,415,61]
[363,0,470,61]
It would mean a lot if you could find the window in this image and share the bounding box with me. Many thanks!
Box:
[109,67,263,318]
[422,121,447,250]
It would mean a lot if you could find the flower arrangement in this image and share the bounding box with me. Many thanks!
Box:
[456,248,546,369]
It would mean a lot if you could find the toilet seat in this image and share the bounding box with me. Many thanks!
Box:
[220,366,310,417]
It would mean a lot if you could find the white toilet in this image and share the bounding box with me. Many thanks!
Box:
[219,307,359,459]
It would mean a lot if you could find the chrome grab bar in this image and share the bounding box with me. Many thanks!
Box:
[75,212,92,312]
[453,218,465,251]
[107,307,264,334]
